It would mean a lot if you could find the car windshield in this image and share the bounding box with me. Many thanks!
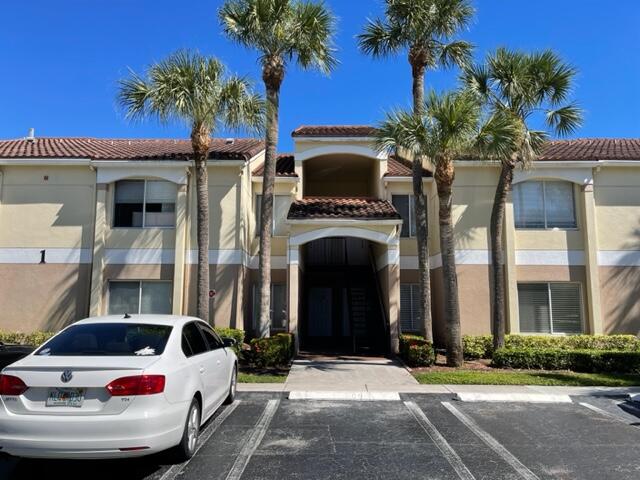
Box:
[35,323,173,356]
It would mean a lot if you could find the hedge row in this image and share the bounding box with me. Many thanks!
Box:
[214,327,244,355]
[0,331,56,346]
[399,335,435,367]
[248,333,294,368]
[463,334,640,360]
[492,348,640,374]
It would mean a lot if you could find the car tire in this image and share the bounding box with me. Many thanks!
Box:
[171,397,201,462]
[224,365,237,405]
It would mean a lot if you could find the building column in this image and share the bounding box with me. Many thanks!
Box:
[504,194,519,333]
[89,183,107,317]
[172,184,188,315]
[388,244,400,354]
[582,182,603,334]
[287,244,300,352]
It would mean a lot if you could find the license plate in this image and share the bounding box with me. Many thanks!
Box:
[46,388,86,407]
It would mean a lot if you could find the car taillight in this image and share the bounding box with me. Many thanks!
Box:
[106,375,165,396]
[0,374,28,395]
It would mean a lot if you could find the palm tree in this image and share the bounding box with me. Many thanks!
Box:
[463,48,582,351]
[118,50,263,324]
[358,0,474,342]
[376,90,520,366]
[220,0,337,339]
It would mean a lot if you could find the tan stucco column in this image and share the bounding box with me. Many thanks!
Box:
[287,244,300,352]
[504,194,519,333]
[388,244,400,354]
[582,182,603,334]
[172,184,188,315]
[89,183,107,316]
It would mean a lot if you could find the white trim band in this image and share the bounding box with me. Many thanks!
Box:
[0,248,92,264]
[598,250,640,267]
[515,249,585,266]
[105,248,175,265]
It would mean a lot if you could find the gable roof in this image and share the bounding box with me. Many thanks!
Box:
[385,156,432,177]
[0,137,264,161]
[252,154,297,177]
[538,139,640,161]
[292,125,377,138]
[288,197,401,221]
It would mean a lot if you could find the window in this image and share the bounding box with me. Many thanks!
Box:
[400,284,421,332]
[182,322,208,356]
[35,323,173,356]
[392,195,417,238]
[108,281,172,315]
[513,181,576,229]
[252,284,287,331]
[255,194,290,237]
[198,323,224,350]
[114,180,176,228]
[518,282,583,334]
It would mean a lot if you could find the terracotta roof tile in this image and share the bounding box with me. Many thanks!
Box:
[385,156,432,177]
[538,139,640,161]
[288,197,401,220]
[0,137,264,161]
[252,154,297,177]
[292,125,377,138]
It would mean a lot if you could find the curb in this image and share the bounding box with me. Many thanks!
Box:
[288,391,401,401]
[455,392,572,403]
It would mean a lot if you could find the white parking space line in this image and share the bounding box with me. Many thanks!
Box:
[580,401,639,426]
[404,401,476,480]
[159,401,241,480]
[442,402,540,480]
[225,399,280,480]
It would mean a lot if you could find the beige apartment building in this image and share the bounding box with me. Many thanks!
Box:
[0,127,639,354]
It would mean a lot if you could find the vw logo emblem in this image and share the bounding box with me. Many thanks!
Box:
[60,369,73,383]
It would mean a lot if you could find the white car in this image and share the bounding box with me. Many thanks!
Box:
[0,315,238,460]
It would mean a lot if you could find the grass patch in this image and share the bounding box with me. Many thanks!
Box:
[238,372,287,383]
[413,370,640,387]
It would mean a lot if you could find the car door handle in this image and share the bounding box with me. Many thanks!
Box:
[199,367,205,374]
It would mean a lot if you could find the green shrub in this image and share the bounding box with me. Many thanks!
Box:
[214,327,245,355]
[399,334,435,367]
[463,335,493,359]
[0,331,56,346]
[249,333,293,368]
[492,348,640,374]
[463,334,640,360]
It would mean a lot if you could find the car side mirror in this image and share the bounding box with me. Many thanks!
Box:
[222,338,236,348]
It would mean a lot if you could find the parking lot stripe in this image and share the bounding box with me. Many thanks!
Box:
[579,401,636,425]
[159,401,241,480]
[225,399,280,480]
[442,402,540,480]
[404,401,476,480]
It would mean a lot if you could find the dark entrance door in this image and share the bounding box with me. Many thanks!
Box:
[300,238,388,354]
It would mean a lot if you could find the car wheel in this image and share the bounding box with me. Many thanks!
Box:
[172,397,200,462]
[224,365,237,405]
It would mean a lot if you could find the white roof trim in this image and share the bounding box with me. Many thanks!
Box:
[252,176,299,183]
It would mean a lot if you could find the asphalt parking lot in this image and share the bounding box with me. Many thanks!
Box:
[2,392,640,480]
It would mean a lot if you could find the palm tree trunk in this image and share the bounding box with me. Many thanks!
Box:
[257,66,282,339]
[490,161,515,351]
[192,126,211,323]
[435,159,462,367]
[410,59,432,343]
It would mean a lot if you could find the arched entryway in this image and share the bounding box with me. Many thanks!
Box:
[287,226,401,355]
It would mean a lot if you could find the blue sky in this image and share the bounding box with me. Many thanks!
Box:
[1,0,638,152]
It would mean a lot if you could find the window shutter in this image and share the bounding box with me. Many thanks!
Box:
[400,284,415,331]
[271,284,287,330]
[550,283,582,334]
[392,196,410,238]
[140,282,172,314]
[544,182,576,228]
[517,283,551,333]
[115,180,144,203]
[273,196,291,236]
[145,181,177,203]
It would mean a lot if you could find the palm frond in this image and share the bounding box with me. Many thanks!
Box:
[546,103,583,137]
[291,0,338,73]
[437,40,474,69]
[357,18,401,58]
